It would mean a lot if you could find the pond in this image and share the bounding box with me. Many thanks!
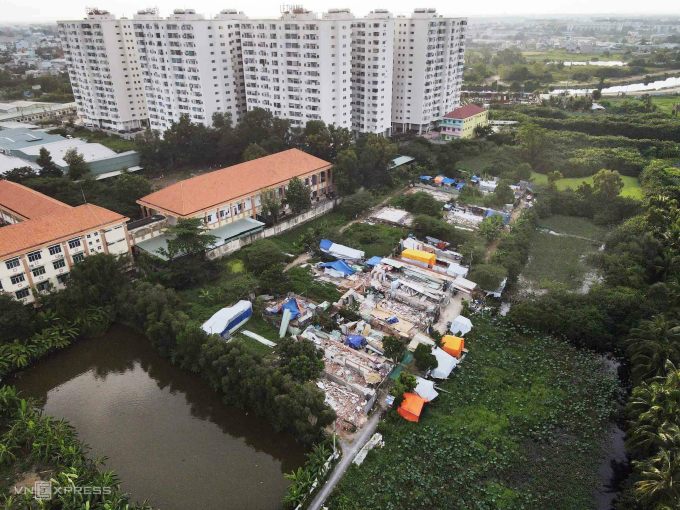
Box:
[10,325,306,510]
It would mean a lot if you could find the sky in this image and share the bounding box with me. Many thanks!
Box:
[1,0,679,23]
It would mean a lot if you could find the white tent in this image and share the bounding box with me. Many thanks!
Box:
[201,300,252,337]
[450,315,473,336]
[414,376,439,401]
[320,240,365,261]
[447,262,469,278]
[431,347,458,379]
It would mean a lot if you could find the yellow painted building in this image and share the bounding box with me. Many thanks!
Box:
[439,104,489,140]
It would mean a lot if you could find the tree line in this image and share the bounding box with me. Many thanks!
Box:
[136,109,398,194]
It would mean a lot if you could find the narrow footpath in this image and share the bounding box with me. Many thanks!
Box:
[307,411,382,510]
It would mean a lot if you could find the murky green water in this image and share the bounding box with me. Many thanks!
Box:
[11,324,305,509]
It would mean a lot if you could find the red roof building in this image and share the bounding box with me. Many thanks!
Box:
[439,104,489,140]
[0,181,130,303]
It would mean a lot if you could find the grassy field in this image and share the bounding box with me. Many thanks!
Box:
[328,314,619,510]
[531,171,643,199]
[268,210,349,255]
[71,127,137,153]
[600,94,680,116]
[520,215,608,291]
[522,232,599,291]
[522,50,625,62]
[537,215,609,240]
[339,223,406,258]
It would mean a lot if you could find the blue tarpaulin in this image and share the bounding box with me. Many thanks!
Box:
[442,177,455,185]
[365,256,383,267]
[320,260,356,276]
[319,239,333,251]
[346,335,366,349]
[281,298,300,320]
[485,209,511,224]
[471,175,480,183]
[419,175,433,182]
[455,182,466,190]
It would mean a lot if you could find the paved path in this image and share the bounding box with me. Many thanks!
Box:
[284,252,312,272]
[307,412,382,510]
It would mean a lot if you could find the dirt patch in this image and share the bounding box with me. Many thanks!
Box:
[11,469,51,493]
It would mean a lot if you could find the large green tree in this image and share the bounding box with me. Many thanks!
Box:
[36,147,62,177]
[285,176,312,215]
[160,218,217,260]
[63,148,89,180]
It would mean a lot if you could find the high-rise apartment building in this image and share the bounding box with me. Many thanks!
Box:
[349,10,394,136]
[130,8,247,132]
[59,7,466,136]
[392,8,467,134]
[58,9,148,132]
[239,8,352,129]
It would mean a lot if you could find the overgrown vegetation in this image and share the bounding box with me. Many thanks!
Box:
[328,314,619,509]
[509,156,680,508]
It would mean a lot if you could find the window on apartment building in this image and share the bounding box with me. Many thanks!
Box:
[32,266,46,277]
[68,238,81,249]
[72,253,85,264]
[10,273,25,285]
[37,281,51,293]
[57,274,69,285]
[5,258,20,270]
[27,251,42,262]
[53,259,66,270]
[15,288,30,300]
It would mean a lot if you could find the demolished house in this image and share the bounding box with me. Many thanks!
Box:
[312,260,372,292]
[265,294,330,337]
[302,326,392,430]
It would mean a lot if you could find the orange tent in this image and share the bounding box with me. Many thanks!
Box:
[397,393,426,422]
[441,335,465,359]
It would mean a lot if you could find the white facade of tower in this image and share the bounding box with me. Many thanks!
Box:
[239,8,352,129]
[58,9,148,132]
[130,8,247,132]
[350,10,394,136]
[392,8,467,134]
[59,7,467,136]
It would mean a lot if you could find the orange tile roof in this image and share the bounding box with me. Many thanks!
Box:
[0,179,72,219]
[0,203,127,258]
[138,149,332,217]
[443,104,486,120]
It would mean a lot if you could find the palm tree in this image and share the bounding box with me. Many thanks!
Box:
[626,361,680,457]
[626,315,680,385]
[634,448,680,508]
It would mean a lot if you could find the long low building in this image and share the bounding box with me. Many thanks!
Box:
[135,148,333,258]
[0,180,131,303]
[0,127,141,178]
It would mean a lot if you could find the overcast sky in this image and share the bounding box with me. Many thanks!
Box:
[1,0,679,23]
